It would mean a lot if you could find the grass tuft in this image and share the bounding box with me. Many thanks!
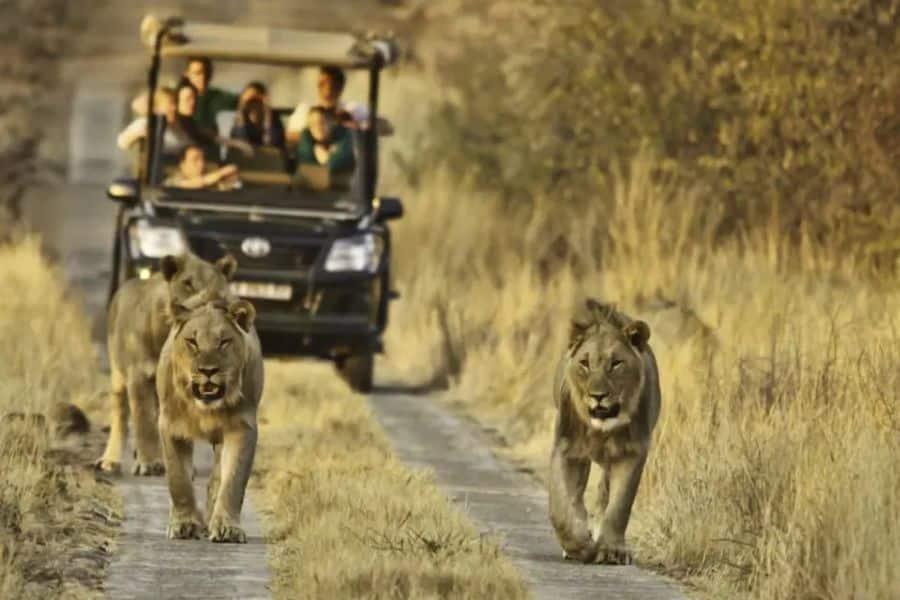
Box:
[253,361,527,600]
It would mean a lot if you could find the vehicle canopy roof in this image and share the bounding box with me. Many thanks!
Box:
[141,15,398,69]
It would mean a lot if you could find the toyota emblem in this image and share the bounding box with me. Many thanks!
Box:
[241,236,271,258]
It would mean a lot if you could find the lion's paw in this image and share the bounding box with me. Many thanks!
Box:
[167,512,206,540]
[560,543,598,563]
[132,460,165,476]
[592,543,633,565]
[93,458,122,475]
[208,515,247,544]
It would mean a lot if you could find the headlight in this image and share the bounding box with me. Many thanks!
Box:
[324,234,382,273]
[128,220,187,258]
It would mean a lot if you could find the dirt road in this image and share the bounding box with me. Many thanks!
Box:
[369,392,684,600]
[104,447,269,600]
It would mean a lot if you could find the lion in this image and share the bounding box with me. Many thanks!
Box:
[94,253,237,476]
[548,298,661,565]
[155,299,263,543]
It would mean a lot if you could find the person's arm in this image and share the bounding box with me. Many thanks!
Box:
[265,111,286,148]
[285,102,309,145]
[295,130,317,165]
[117,117,147,150]
[342,102,393,135]
[229,114,251,143]
[165,165,238,189]
[327,130,356,173]
[213,87,240,111]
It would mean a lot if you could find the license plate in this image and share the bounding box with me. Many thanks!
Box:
[229,281,292,301]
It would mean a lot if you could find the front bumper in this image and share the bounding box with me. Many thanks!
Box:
[123,220,388,357]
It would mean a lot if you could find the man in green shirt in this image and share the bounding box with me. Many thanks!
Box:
[184,56,239,133]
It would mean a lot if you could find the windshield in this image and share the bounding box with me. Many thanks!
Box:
[134,58,375,212]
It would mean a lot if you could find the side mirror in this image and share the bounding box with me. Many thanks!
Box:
[375,196,403,221]
[107,178,139,204]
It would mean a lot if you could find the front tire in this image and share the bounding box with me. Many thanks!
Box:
[338,352,374,393]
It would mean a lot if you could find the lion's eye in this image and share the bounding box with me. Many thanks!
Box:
[182,278,194,291]
[610,359,624,371]
[186,337,199,351]
[218,338,232,350]
[578,356,591,371]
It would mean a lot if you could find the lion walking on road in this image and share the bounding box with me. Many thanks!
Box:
[156,299,263,543]
[548,298,661,564]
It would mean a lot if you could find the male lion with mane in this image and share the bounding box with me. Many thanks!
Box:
[95,253,237,475]
[549,298,661,564]
[156,299,263,543]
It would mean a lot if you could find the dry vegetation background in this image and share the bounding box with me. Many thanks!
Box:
[384,1,900,598]
[0,0,82,241]
[0,240,115,599]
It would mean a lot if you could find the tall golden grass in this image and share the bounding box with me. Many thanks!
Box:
[384,154,900,599]
[0,238,113,598]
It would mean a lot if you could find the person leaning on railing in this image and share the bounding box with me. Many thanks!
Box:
[295,106,355,174]
[163,144,240,190]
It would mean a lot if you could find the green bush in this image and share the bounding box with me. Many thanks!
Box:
[410,0,900,266]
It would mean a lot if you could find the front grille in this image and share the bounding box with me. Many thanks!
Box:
[187,234,322,272]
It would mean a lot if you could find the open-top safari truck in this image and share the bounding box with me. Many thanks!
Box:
[106,17,404,391]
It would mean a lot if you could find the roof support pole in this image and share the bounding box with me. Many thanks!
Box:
[364,61,381,209]
[143,31,165,185]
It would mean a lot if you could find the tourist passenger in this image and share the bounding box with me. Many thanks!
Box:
[184,56,239,133]
[163,144,240,190]
[285,67,369,144]
[230,81,285,147]
[117,87,182,151]
[295,106,355,174]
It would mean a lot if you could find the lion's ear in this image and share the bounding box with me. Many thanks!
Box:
[228,300,256,333]
[624,320,650,350]
[569,298,606,349]
[216,254,238,281]
[160,255,186,281]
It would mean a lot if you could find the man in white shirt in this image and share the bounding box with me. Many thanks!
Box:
[286,67,369,144]
[286,67,394,144]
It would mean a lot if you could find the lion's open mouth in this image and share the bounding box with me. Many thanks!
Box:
[590,403,621,420]
[192,382,226,404]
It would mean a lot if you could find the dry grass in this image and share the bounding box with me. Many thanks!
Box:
[252,360,527,600]
[0,238,117,599]
[383,155,900,599]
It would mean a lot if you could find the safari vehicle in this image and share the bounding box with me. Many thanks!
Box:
[106,17,404,392]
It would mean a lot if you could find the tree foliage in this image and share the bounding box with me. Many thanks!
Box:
[412,0,900,264]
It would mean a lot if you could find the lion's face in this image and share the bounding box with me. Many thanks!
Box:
[161,253,237,312]
[567,321,650,433]
[172,301,255,411]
